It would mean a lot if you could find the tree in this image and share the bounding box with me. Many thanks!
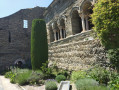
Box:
[31,19,48,70]
[91,0,119,49]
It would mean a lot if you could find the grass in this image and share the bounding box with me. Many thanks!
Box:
[15,70,32,85]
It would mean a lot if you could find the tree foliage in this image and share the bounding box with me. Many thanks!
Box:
[107,49,119,71]
[31,19,48,70]
[91,0,119,49]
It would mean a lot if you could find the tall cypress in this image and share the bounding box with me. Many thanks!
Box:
[31,19,48,70]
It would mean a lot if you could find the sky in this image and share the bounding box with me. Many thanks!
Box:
[0,0,53,18]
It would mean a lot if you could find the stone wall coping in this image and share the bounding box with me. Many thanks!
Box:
[49,30,93,45]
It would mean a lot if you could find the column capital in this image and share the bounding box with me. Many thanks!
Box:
[53,29,56,33]
[79,13,84,18]
[57,25,62,30]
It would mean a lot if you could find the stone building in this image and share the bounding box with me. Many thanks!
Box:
[44,0,107,70]
[44,0,96,43]
[0,0,107,71]
[0,6,45,71]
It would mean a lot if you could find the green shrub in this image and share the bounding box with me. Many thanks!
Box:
[88,67,111,85]
[91,0,119,49]
[71,70,89,82]
[75,78,99,90]
[107,49,119,71]
[5,71,16,83]
[15,70,32,85]
[27,71,44,85]
[55,75,66,83]
[79,86,109,90]
[108,76,119,90]
[57,70,70,79]
[45,81,57,90]
[31,19,48,70]
[40,61,53,78]
[5,71,14,78]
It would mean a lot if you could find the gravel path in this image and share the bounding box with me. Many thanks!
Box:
[22,85,45,90]
[0,76,22,90]
[0,77,4,90]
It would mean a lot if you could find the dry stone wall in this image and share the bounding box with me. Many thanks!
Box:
[48,31,108,71]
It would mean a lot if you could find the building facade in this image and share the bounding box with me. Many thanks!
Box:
[0,7,45,71]
[44,0,97,43]
[45,0,108,70]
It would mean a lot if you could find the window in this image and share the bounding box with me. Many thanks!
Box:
[23,20,28,28]
[9,31,11,43]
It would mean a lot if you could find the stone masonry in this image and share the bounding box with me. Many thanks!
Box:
[0,6,45,71]
[45,0,108,70]
[44,0,97,43]
[48,31,107,70]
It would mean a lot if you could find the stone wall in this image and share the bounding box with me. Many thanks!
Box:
[0,7,45,71]
[48,31,108,71]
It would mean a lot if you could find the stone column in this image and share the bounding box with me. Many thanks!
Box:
[57,31,60,40]
[58,26,63,39]
[47,29,50,43]
[46,25,51,43]
[80,14,86,32]
[53,30,57,41]
[64,30,66,38]
[86,16,89,30]
[60,29,63,39]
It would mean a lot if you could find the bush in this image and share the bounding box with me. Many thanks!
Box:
[79,86,109,90]
[5,71,16,83]
[5,69,47,85]
[27,71,44,85]
[91,0,119,49]
[57,70,70,79]
[45,81,57,90]
[5,71,14,78]
[75,78,99,90]
[15,70,32,85]
[108,76,119,90]
[88,67,111,85]
[31,19,48,70]
[107,48,119,71]
[55,75,66,83]
[71,70,89,82]
[40,61,54,78]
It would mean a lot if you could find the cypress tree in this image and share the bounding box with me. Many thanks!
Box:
[31,19,48,70]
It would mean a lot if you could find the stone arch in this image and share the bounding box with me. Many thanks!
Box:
[52,21,60,41]
[80,0,94,30]
[70,7,79,18]
[71,10,82,35]
[14,58,25,65]
[80,0,93,11]
[58,17,66,38]
[14,58,25,67]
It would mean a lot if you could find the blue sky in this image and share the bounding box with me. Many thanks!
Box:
[0,0,53,18]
